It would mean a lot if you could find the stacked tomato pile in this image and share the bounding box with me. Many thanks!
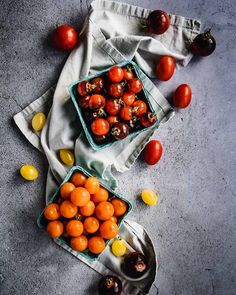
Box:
[76,65,157,144]
[43,171,128,255]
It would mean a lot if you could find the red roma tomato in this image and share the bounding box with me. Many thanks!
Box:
[173,84,192,108]
[108,66,124,83]
[91,118,110,136]
[132,100,147,117]
[108,83,123,98]
[144,140,163,165]
[52,25,78,50]
[107,115,119,125]
[121,92,136,106]
[122,68,134,80]
[128,78,142,94]
[120,106,133,121]
[155,56,175,81]
[88,94,106,110]
[105,99,122,115]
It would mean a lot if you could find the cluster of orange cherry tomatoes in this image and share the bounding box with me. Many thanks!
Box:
[76,65,157,144]
[43,171,128,255]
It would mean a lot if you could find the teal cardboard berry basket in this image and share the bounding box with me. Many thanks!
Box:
[69,60,159,151]
[37,166,132,262]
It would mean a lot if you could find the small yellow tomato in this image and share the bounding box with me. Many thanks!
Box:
[20,164,39,181]
[31,112,46,132]
[59,149,75,166]
[141,190,158,206]
[111,238,127,257]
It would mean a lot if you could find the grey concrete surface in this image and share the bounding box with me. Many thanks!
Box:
[0,0,236,294]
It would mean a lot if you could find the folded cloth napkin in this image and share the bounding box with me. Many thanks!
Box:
[14,1,201,293]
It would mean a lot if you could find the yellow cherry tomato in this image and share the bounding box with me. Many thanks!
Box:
[59,149,75,166]
[111,238,127,257]
[20,164,39,181]
[31,112,46,132]
[141,190,158,206]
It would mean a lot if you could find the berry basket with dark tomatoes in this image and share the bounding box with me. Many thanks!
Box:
[69,61,159,150]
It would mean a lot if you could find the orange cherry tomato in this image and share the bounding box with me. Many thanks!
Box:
[70,187,90,207]
[66,220,84,237]
[60,182,75,199]
[61,221,70,238]
[100,220,119,239]
[70,172,87,187]
[46,220,63,238]
[109,216,118,223]
[79,200,95,216]
[60,200,78,218]
[88,236,106,254]
[155,56,175,81]
[91,187,109,203]
[111,198,128,217]
[44,203,60,221]
[84,177,100,194]
[121,92,136,106]
[83,217,100,233]
[95,201,114,221]
[91,118,110,136]
[70,235,88,251]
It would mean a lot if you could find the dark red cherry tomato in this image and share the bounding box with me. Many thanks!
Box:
[83,109,106,123]
[147,10,170,35]
[128,78,142,94]
[91,77,105,93]
[121,92,136,106]
[78,95,90,109]
[128,116,140,129]
[173,84,192,108]
[108,66,124,83]
[98,275,123,295]
[144,140,163,165]
[111,123,129,140]
[155,56,175,81]
[91,118,110,136]
[120,106,133,121]
[140,112,157,127]
[93,134,107,143]
[77,81,92,96]
[51,25,78,50]
[122,68,134,81]
[88,94,106,110]
[105,99,122,115]
[108,83,123,98]
[190,30,216,57]
[132,100,147,117]
[107,115,119,126]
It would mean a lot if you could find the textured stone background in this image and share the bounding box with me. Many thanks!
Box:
[0,0,236,294]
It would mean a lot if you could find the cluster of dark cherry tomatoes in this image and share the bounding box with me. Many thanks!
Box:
[76,65,157,144]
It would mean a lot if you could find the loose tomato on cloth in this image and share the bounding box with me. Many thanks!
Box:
[52,25,78,50]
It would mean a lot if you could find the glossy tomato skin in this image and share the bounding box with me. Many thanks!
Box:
[122,68,134,80]
[173,84,192,108]
[105,99,122,115]
[111,122,129,140]
[108,83,123,98]
[91,118,110,136]
[120,106,133,121]
[132,100,147,117]
[121,92,136,106]
[78,95,90,109]
[108,66,124,83]
[52,25,78,50]
[140,112,157,127]
[147,10,170,35]
[83,109,106,123]
[77,81,92,96]
[91,77,105,93]
[144,140,163,165]
[88,94,106,110]
[190,30,216,56]
[128,78,142,94]
[155,56,175,81]
[107,115,119,125]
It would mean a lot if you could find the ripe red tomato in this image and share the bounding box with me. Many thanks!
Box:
[52,25,78,50]
[132,100,147,117]
[128,78,142,94]
[108,66,124,83]
[173,84,192,108]
[88,94,106,110]
[155,56,175,81]
[91,118,110,136]
[120,106,133,121]
[140,112,157,127]
[108,83,123,98]
[144,140,163,165]
[107,115,119,125]
[105,99,121,115]
[121,92,136,106]
[147,10,170,35]
[122,68,134,80]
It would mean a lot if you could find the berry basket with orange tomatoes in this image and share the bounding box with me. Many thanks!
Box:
[37,166,132,261]
[69,60,159,150]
